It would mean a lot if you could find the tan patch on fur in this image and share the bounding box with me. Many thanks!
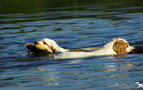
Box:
[113,40,128,55]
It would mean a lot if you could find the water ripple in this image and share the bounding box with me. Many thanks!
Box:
[1,1,143,90]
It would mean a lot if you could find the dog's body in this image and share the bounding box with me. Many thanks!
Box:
[54,38,134,59]
[26,38,135,59]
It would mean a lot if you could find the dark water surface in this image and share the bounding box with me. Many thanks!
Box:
[1,0,143,90]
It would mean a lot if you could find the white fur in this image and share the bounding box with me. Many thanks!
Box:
[54,38,134,59]
[34,38,134,59]
[42,38,68,52]
[35,38,68,53]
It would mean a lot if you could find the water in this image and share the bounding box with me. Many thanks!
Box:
[1,0,143,90]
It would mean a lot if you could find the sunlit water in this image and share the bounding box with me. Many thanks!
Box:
[1,1,143,90]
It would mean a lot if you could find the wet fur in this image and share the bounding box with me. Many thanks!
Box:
[27,38,136,59]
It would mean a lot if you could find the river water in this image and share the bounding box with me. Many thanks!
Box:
[1,0,143,90]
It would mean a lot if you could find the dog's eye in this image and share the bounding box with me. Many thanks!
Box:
[43,41,47,45]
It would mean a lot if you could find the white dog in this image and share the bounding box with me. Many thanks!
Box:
[26,38,134,59]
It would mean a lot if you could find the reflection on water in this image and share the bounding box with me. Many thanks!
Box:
[1,0,143,90]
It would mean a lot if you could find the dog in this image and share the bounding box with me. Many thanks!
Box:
[26,38,135,59]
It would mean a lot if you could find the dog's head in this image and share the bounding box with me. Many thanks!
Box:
[34,38,61,53]
[113,38,134,55]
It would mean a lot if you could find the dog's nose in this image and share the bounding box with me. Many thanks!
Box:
[35,41,39,44]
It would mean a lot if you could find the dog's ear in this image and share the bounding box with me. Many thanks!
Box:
[51,46,61,52]
[43,41,61,53]
[113,40,128,55]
